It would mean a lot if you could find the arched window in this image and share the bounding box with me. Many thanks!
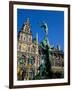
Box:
[28,47,30,51]
[29,37,31,42]
[24,37,26,41]
[19,55,26,65]
[20,34,23,40]
[26,35,28,42]
[28,56,35,65]
[29,68,35,80]
[55,57,61,67]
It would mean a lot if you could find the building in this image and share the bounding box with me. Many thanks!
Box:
[17,18,40,80]
[50,47,64,78]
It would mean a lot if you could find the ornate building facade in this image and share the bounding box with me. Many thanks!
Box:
[50,47,64,73]
[17,18,40,80]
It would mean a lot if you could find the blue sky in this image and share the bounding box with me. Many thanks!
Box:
[17,9,64,50]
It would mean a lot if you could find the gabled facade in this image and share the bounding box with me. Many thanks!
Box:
[17,18,39,80]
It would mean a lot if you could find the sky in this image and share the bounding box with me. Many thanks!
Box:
[17,9,64,50]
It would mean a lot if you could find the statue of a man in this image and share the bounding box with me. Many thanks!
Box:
[39,21,53,78]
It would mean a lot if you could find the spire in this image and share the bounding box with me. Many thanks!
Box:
[25,18,30,25]
[36,33,38,44]
[27,18,29,23]
[23,18,30,27]
[36,33,39,54]
[22,18,31,33]
[57,44,61,51]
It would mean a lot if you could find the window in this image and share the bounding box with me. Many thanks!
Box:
[28,57,35,65]
[29,71,35,80]
[55,57,62,67]
[19,55,26,65]
[29,37,31,42]
[20,34,22,40]
[26,35,28,42]
[28,59,32,65]
[24,37,26,41]
[28,47,30,51]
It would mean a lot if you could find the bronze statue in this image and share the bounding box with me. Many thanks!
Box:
[39,22,53,79]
